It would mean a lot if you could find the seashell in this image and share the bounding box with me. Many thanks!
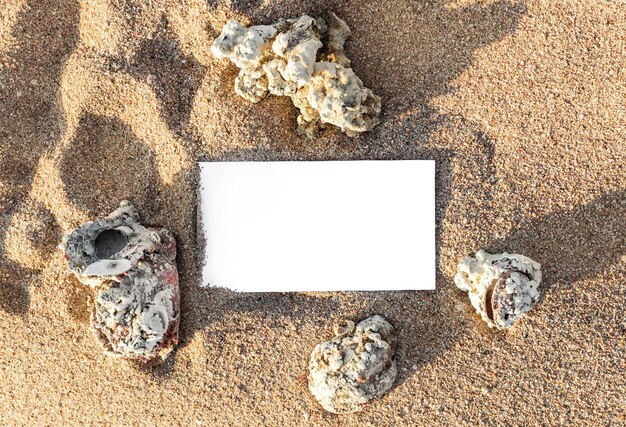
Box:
[454,250,541,329]
[91,266,179,362]
[60,201,179,362]
[308,315,397,413]
[60,201,157,285]
[83,258,132,277]
[114,225,134,235]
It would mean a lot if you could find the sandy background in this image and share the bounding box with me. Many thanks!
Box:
[1,0,624,425]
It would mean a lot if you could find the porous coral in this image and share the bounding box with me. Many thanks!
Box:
[212,13,381,138]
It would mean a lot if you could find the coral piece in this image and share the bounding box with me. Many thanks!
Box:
[212,13,381,138]
[60,201,179,361]
[308,315,397,414]
[454,250,542,329]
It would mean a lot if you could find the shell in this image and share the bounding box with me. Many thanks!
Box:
[308,315,397,413]
[454,250,541,329]
[211,13,381,138]
[60,201,179,362]
[82,258,132,277]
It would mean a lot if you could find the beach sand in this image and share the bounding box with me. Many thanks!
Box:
[0,0,624,425]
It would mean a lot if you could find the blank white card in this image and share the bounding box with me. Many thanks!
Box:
[199,160,435,292]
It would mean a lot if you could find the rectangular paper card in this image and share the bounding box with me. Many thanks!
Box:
[199,160,435,292]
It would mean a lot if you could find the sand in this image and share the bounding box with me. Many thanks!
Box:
[0,0,624,425]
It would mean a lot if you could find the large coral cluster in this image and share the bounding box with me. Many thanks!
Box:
[60,201,180,362]
[211,13,381,138]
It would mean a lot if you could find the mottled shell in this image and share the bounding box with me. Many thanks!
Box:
[455,250,541,330]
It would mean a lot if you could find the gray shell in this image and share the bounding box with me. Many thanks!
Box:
[60,201,180,361]
[454,250,542,329]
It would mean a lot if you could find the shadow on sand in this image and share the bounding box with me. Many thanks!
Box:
[0,0,80,315]
[486,189,625,296]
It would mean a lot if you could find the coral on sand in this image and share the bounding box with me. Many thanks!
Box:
[308,315,397,413]
[212,13,381,138]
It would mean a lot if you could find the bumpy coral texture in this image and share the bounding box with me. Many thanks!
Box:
[211,13,381,138]
[60,201,179,361]
[308,315,397,414]
[454,250,542,329]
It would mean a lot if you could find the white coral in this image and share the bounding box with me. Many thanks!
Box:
[263,59,296,96]
[307,62,381,135]
[211,20,276,68]
[212,13,381,138]
[235,65,268,102]
[308,315,397,413]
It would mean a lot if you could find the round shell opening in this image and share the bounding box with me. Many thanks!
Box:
[94,229,128,259]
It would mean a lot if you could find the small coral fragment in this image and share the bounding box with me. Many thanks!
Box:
[212,13,381,138]
[308,315,397,413]
[60,201,179,361]
[454,250,542,329]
